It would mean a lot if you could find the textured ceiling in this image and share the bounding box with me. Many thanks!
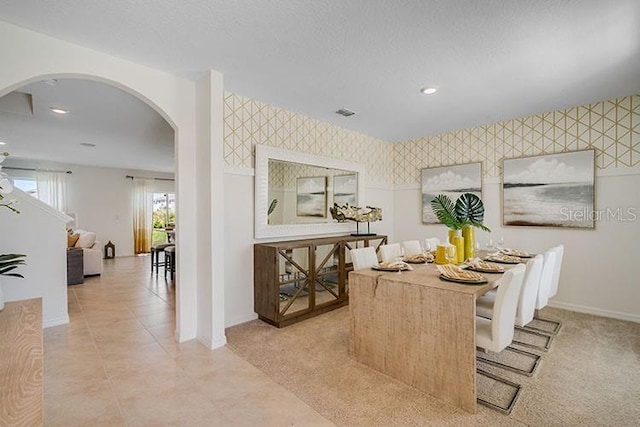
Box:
[0,79,175,173]
[0,0,639,162]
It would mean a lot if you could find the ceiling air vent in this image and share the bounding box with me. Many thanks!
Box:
[336,108,356,117]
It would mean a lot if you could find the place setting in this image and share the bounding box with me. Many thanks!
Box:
[437,263,488,285]
[371,260,414,272]
[484,247,532,264]
[463,257,505,273]
[403,252,435,264]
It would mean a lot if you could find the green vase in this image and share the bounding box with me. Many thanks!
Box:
[462,225,475,260]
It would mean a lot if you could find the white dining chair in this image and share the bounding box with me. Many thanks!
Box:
[424,237,440,251]
[401,240,422,256]
[476,263,526,353]
[476,255,544,327]
[350,247,379,271]
[476,256,546,372]
[379,243,402,263]
[535,249,557,313]
[475,263,526,413]
[548,244,564,299]
[530,245,564,334]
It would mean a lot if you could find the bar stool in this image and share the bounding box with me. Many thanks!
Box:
[164,245,176,280]
[150,243,172,275]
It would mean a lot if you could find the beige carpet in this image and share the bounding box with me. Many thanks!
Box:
[226,306,640,426]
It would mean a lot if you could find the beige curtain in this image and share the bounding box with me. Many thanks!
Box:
[132,178,153,254]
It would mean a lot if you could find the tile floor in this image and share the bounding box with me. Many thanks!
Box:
[45,256,333,426]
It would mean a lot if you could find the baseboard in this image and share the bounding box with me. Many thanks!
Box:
[225,313,258,328]
[548,301,640,323]
[44,315,70,328]
[197,333,227,349]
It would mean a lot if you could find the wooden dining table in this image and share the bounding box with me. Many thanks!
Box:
[349,261,506,413]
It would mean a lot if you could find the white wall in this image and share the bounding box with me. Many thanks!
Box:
[4,159,174,257]
[394,170,640,322]
[0,189,69,327]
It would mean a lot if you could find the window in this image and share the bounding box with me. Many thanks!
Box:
[152,192,175,243]
[12,177,38,198]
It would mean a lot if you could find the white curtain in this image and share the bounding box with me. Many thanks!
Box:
[36,170,67,212]
[132,177,153,254]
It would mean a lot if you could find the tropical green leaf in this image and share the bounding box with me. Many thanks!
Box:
[0,253,26,278]
[430,194,462,229]
[454,193,491,232]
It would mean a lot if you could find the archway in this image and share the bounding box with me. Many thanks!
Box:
[0,72,194,342]
[0,20,229,347]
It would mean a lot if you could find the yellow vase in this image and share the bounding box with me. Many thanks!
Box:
[462,225,475,260]
[447,229,464,264]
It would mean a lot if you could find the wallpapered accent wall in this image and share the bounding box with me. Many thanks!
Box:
[394,95,639,184]
[223,92,394,186]
[224,92,638,186]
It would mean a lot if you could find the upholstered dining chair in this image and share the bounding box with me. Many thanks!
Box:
[401,240,422,256]
[476,255,544,327]
[476,256,546,372]
[379,243,402,263]
[476,263,526,353]
[535,249,557,313]
[350,247,379,271]
[530,245,564,334]
[548,244,564,299]
[475,263,526,414]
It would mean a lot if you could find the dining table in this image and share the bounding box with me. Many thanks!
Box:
[349,259,508,413]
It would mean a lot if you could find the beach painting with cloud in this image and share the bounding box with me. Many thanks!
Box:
[333,173,357,205]
[502,150,595,228]
[297,176,327,217]
[421,163,482,224]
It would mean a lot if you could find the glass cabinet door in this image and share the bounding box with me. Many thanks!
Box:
[278,247,310,317]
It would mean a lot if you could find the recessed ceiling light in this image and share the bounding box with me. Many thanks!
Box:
[50,107,69,115]
[420,87,438,95]
[43,79,58,86]
[0,142,6,145]
[80,142,96,147]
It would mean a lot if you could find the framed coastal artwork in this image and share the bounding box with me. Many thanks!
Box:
[421,162,482,224]
[333,173,357,205]
[296,176,327,217]
[502,149,595,228]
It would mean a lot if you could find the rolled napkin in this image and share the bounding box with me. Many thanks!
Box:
[437,264,484,281]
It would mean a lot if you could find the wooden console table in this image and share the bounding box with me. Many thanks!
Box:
[0,298,43,426]
[254,234,387,327]
[349,264,496,413]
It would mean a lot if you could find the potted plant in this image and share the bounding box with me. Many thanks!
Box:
[0,152,26,310]
[430,193,490,260]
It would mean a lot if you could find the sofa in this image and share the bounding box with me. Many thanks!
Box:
[67,229,103,276]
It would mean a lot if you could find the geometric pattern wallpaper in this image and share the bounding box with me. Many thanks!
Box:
[394,94,640,184]
[223,93,394,186]
[224,92,639,186]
